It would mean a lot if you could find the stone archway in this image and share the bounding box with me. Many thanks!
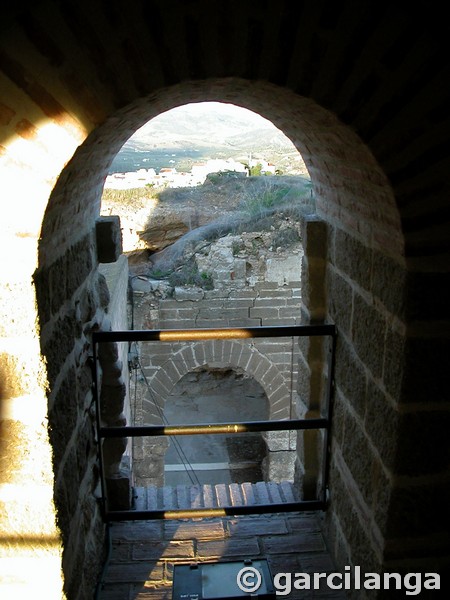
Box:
[132,338,296,487]
[33,78,407,591]
[150,339,292,419]
[162,368,270,487]
[39,78,401,266]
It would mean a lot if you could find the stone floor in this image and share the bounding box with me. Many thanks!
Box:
[97,511,348,600]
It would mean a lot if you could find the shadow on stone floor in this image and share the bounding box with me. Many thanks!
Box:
[97,512,348,600]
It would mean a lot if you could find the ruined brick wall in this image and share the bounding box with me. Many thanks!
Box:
[131,277,303,487]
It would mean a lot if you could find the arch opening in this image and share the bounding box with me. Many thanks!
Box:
[163,368,269,487]
[33,78,407,595]
[38,79,402,269]
[100,100,312,269]
[129,336,297,491]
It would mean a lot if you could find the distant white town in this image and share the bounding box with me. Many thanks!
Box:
[104,157,276,189]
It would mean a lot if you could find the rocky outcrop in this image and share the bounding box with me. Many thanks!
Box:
[139,214,189,251]
[101,175,314,259]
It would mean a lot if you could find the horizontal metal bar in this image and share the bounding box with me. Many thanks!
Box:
[100,418,329,438]
[105,500,327,521]
[165,460,259,471]
[93,324,336,344]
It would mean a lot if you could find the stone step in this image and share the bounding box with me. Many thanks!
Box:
[133,481,299,511]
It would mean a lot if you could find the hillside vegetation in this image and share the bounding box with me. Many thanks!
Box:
[101,174,314,281]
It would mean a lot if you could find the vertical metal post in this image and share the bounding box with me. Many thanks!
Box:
[92,339,108,518]
[320,330,337,505]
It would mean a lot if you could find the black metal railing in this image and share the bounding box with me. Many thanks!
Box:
[92,324,336,521]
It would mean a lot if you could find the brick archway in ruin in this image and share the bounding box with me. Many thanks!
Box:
[150,340,291,421]
[137,339,296,485]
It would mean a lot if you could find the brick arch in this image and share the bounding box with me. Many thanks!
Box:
[34,76,408,587]
[33,74,435,595]
[38,78,401,269]
[150,340,291,420]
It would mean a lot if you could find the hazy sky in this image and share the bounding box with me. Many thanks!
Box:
[133,101,283,141]
[148,101,273,124]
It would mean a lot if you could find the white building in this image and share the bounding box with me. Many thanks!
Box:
[104,168,157,189]
[104,157,253,190]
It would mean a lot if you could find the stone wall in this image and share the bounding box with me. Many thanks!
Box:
[98,254,133,510]
[33,230,109,600]
[130,239,306,488]
[320,223,416,593]
[31,224,129,599]
[295,217,330,500]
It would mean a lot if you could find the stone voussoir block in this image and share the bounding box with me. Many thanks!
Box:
[301,216,328,259]
[173,286,204,301]
[96,216,123,263]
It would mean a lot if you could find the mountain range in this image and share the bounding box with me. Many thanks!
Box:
[109,102,307,175]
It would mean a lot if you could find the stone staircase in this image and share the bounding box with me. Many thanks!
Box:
[133,480,299,511]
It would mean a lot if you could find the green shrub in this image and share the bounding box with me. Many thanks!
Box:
[101,186,157,208]
[147,266,171,279]
[168,260,213,289]
[272,228,300,248]
[240,181,291,218]
[249,163,263,176]
[232,240,245,255]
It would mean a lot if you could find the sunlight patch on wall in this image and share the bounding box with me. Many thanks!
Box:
[101,194,159,254]
[3,119,83,185]
[0,118,87,272]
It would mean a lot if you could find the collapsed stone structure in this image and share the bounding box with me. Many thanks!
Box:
[130,223,306,488]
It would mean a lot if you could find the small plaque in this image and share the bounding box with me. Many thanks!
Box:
[172,559,275,600]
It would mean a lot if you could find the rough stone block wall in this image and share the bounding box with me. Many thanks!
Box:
[324,224,416,590]
[34,233,130,599]
[97,255,133,510]
[294,216,330,500]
